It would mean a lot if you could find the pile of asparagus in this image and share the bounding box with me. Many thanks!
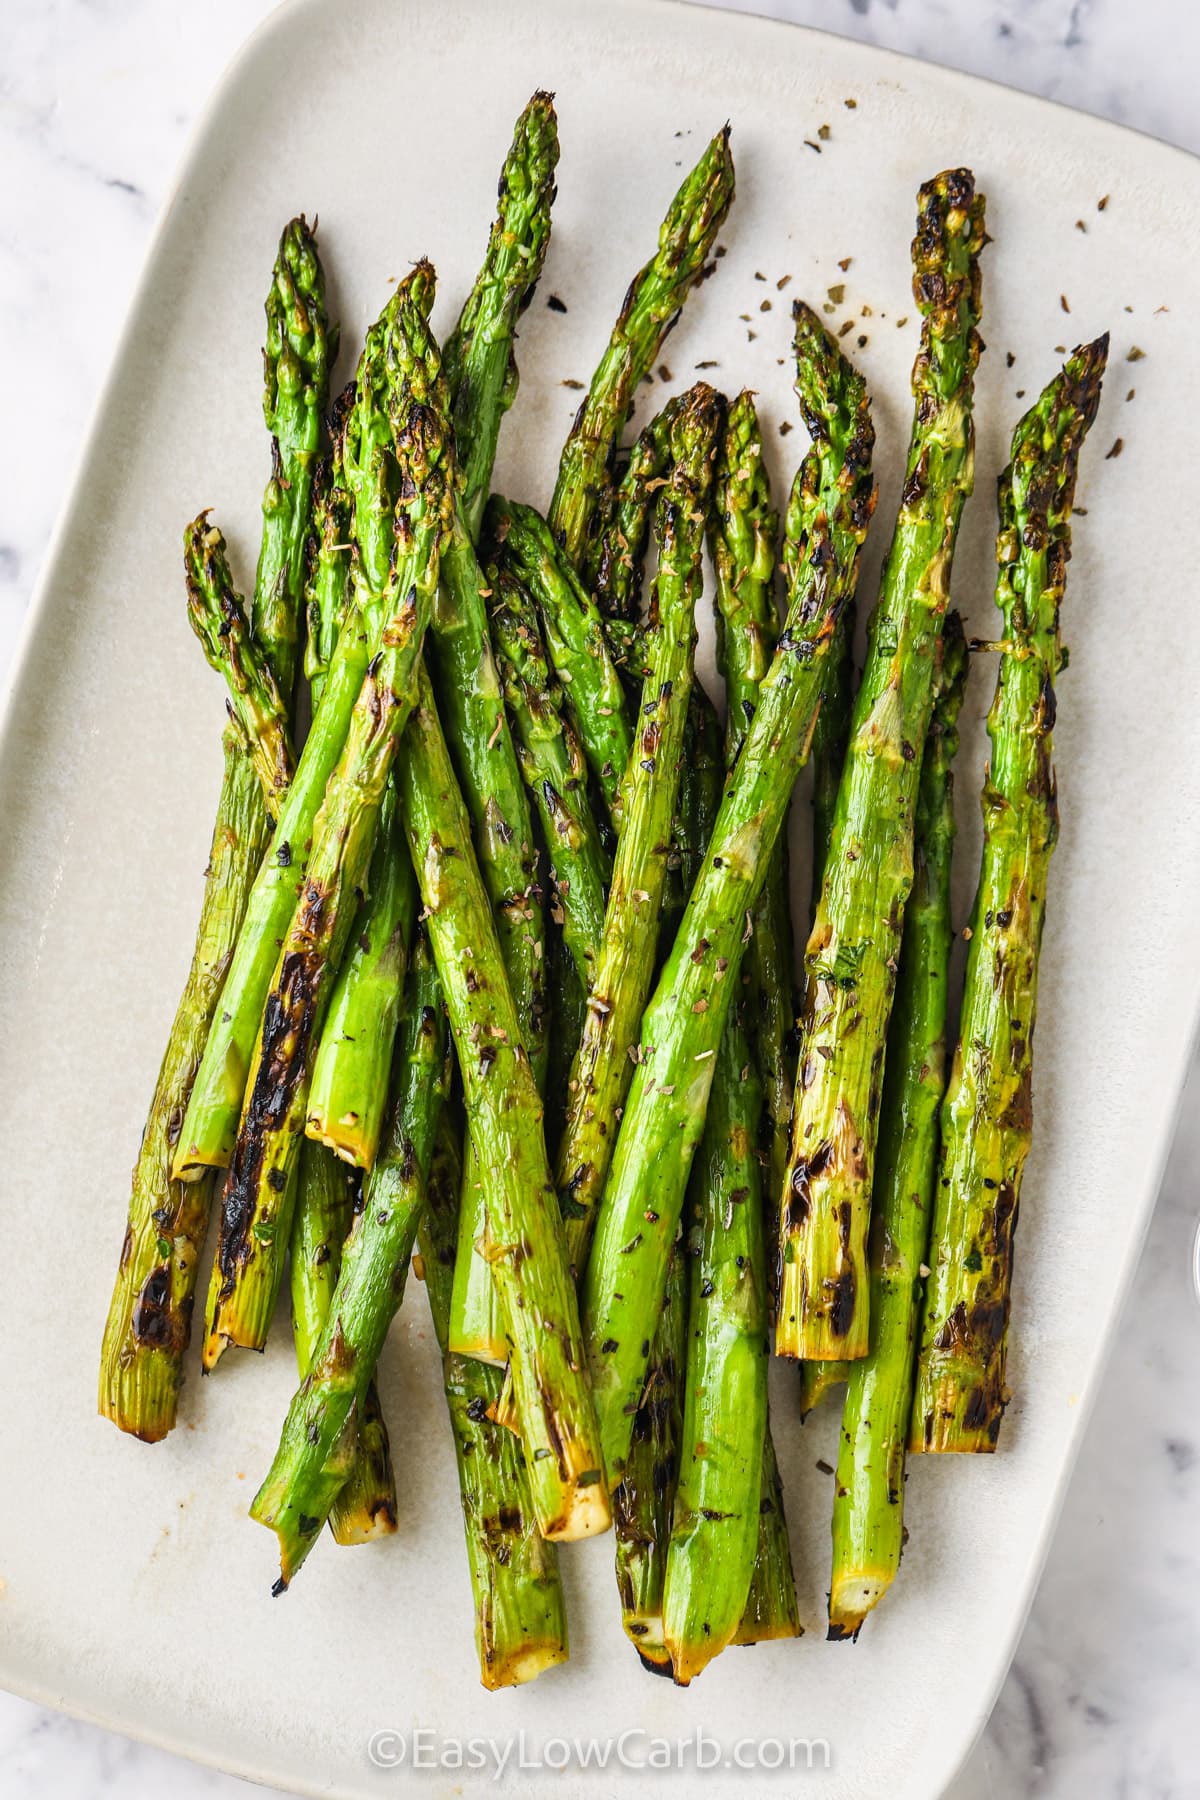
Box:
[99,92,1108,1683]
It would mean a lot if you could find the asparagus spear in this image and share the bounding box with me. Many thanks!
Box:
[289,1140,398,1545]
[582,308,876,1482]
[587,397,685,680]
[293,371,401,1534]
[419,1116,569,1687]
[99,218,328,1437]
[443,90,560,541]
[256,214,335,694]
[306,791,413,1169]
[485,560,610,986]
[203,274,452,1363]
[98,734,271,1436]
[183,517,294,813]
[486,496,633,822]
[405,100,558,1365]
[397,663,610,1540]
[612,1246,687,1670]
[734,1433,801,1646]
[807,605,856,911]
[829,613,967,1638]
[303,381,355,707]
[912,338,1107,1454]
[708,390,796,1217]
[175,266,437,1178]
[777,171,986,1363]
[556,385,723,1280]
[251,926,449,1581]
[664,1007,768,1684]
[663,440,778,1684]
[549,126,735,567]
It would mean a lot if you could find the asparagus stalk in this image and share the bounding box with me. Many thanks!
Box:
[98,734,270,1436]
[486,497,633,822]
[99,218,328,1437]
[485,560,610,986]
[556,385,723,1280]
[912,338,1108,1454]
[419,1116,569,1687]
[443,90,560,542]
[203,274,452,1363]
[405,99,558,1366]
[183,517,294,813]
[664,1008,768,1684]
[588,397,685,679]
[306,790,413,1169]
[707,391,796,1214]
[175,266,437,1178]
[734,1433,801,1646]
[662,438,778,1683]
[397,662,610,1540]
[256,215,335,694]
[304,381,355,707]
[251,926,449,1581]
[807,605,856,911]
[777,171,986,1363]
[549,126,735,567]
[612,1246,688,1670]
[582,308,876,1482]
[294,373,400,1534]
[289,1140,398,1545]
[545,934,586,1164]
[829,613,967,1638]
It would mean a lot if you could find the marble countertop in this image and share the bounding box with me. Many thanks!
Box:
[1,1,1196,1794]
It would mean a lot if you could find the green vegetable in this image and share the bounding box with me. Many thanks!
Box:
[777,170,986,1362]
[663,1010,768,1684]
[203,269,452,1364]
[485,560,609,986]
[289,1139,398,1547]
[419,1117,569,1687]
[303,382,355,706]
[175,264,437,1179]
[734,1433,800,1646]
[612,1246,687,1669]
[306,791,415,1170]
[443,91,560,541]
[99,217,329,1438]
[183,516,294,814]
[486,496,632,822]
[549,127,735,567]
[912,338,1108,1454]
[583,306,876,1483]
[397,663,610,1541]
[829,613,967,1638]
[251,927,449,1583]
[557,386,723,1281]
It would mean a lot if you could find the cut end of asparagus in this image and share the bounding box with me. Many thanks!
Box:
[97,1365,177,1443]
[303,1114,372,1172]
[828,1568,897,1639]
[667,1635,728,1687]
[328,1500,398,1546]
[797,1359,850,1419]
[482,1637,569,1692]
[621,1613,669,1671]
[540,1475,613,1542]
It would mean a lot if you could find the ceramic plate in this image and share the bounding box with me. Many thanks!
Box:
[2,1,1198,1794]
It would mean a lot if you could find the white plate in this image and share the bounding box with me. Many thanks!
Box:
[2,1,1198,1795]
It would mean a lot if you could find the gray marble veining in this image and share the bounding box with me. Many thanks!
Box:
[1,1,1197,1795]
